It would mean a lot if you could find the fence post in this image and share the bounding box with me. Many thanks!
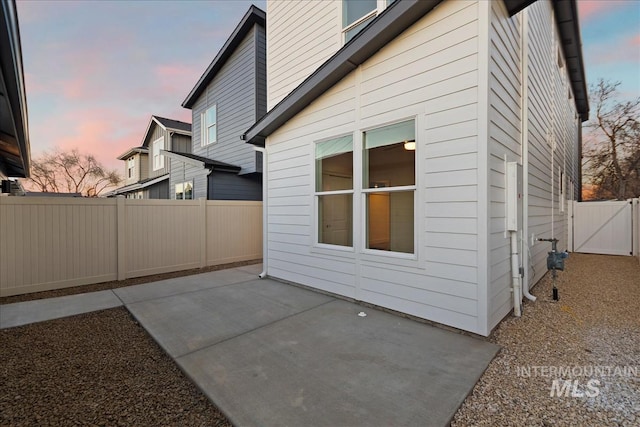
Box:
[568,200,574,252]
[117,196,126,280]
[199,198,207,268]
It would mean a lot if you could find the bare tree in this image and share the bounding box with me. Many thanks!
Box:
[22,148,122,197]
[582,79,640,200]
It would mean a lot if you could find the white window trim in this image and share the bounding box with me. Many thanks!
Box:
[341,0,388,44]
[201,104,217,147]
[152,137,164,171]
[175,180,194,200]
[127,157,135,179]
[312,117,418,259]
[313,134,355,250]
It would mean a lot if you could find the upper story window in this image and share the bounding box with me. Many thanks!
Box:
[152,137,164,170]
[201,105,217,146]
[343,0,394,43]
[127,157,135,178]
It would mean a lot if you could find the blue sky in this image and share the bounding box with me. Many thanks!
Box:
[16,0,640,172]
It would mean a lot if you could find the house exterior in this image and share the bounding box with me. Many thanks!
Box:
[112,115,191,199]
[243,0,589,336]
[0,0,30,184]
[177,5,266,201]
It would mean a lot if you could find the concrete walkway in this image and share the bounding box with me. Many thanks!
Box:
[1,264,500,426]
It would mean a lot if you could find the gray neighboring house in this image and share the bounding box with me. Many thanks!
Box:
[0,0,30,187]
[174,5,266,201]
[112,115,191,199]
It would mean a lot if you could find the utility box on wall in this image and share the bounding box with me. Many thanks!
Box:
[506,162,523,232]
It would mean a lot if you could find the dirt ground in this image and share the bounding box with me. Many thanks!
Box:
[0,259,261,305]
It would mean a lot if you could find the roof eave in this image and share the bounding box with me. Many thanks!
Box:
[552,0,589,121]
[242,0,443,146]
[244,0,590,145]
[182,5,266,109]
[0,0,30,178]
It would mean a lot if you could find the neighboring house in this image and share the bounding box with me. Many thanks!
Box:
[112,115,191,199]
[243,0,588,336]
[0,0,30,185]
[176,5,265,201]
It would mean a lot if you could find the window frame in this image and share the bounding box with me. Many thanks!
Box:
[201,104,217,146]
[361,118,418,258]
[314,133,355,250]
[152,137,164,171]
[175,180,194,200]
[311,117,419,259]
[341,0,389,44]
[127,157,135,178]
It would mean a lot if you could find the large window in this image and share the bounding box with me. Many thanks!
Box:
[201,105,217,146]
[152,137,164,170]
[175,181,193,200]
[315,135,353,247]
[363,120,415,254]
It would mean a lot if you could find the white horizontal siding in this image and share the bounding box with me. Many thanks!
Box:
[266,1,484,335]
[267,0,341,109]
[526,1,578,288]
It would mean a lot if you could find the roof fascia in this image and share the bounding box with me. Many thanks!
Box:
[242,0,442,146]
[0,0,30,177]
[161,150,205,168]
[182,5,266,109]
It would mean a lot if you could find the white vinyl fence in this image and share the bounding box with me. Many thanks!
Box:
[0,197,262,296]
[571,198,638,258]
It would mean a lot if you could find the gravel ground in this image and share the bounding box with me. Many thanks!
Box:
[0,259,261,305]
[0,307,232,427]
[452,253,640,427]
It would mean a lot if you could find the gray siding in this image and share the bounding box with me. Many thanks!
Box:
[191,24,264,174]
[169,161,208,200]
[171,133,191,154]
[145,180,169,199]
[208,171,262,201]
[255,23,267,120]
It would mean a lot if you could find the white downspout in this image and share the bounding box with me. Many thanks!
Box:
[254,146,268,279]
[520,9,536,303]
[510,231,522,317]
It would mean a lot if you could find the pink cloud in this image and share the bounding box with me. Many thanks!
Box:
[578,1,631,22]
[585,32,640,65]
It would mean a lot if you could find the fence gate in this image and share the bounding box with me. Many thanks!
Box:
[571,199,637,256]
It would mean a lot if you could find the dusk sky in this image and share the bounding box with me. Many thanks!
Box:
[16,0,640,173]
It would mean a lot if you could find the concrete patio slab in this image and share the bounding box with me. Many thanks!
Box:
[114,266,261,304]
[234,263,263,276]
[0,290,122,329]
[177,299,499,427]
[126,278,334,358]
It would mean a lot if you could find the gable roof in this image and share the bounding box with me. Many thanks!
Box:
[162,150,241,173]
[153,116,192,133]
[243,0,589,146]
[117,146,148,160]
[140,115,192,148]
[182,5,266,109]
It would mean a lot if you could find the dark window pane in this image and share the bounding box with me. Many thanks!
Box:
[343,0,376,27]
